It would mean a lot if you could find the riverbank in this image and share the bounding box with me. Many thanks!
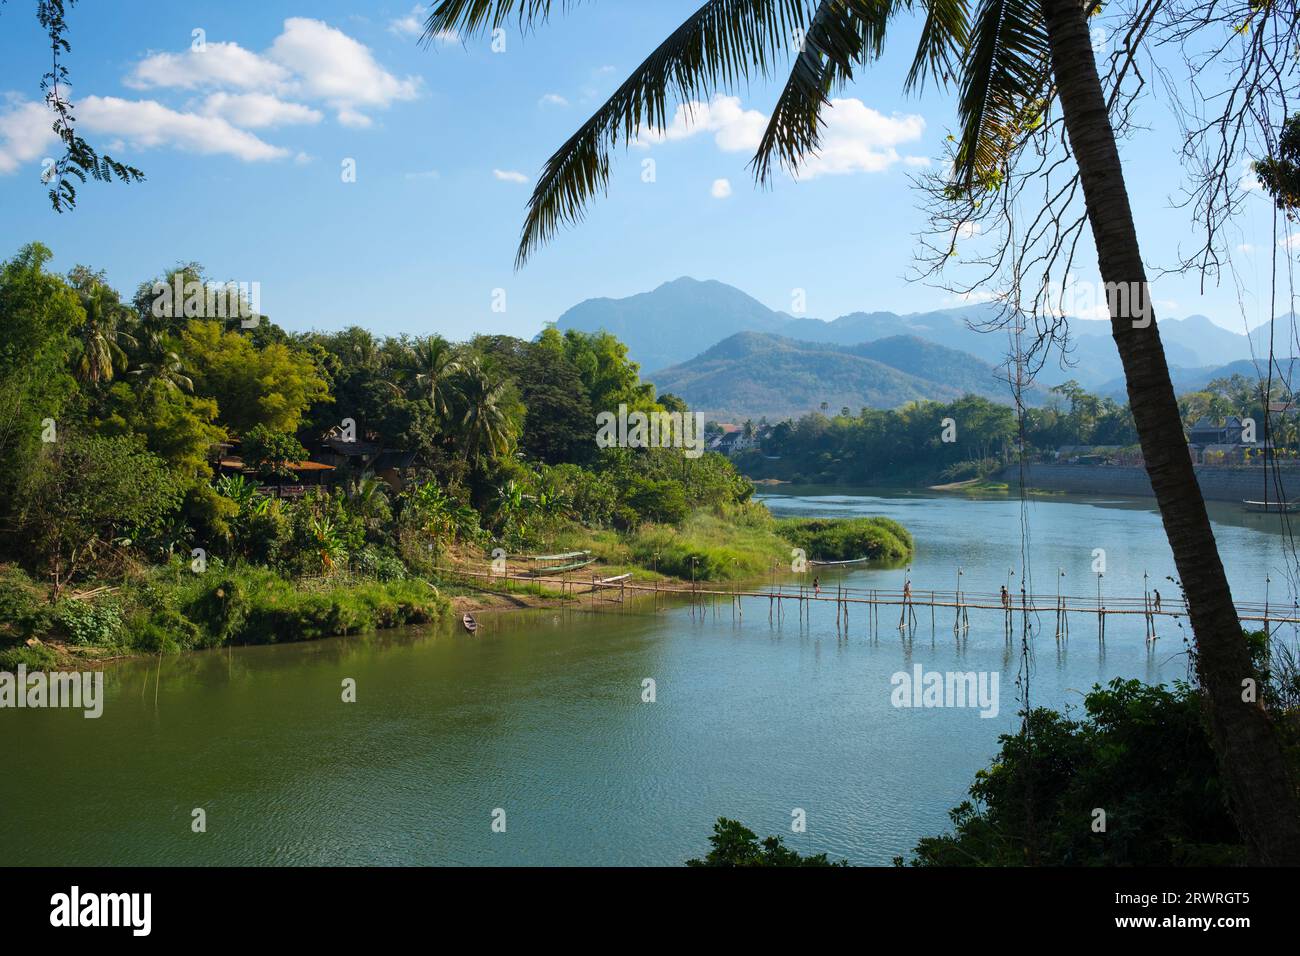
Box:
[997,463,1290,503]
[1,510,914,669]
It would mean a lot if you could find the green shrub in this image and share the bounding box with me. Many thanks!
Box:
[54,600,124,646]
[777,517,913,563]
[0,643,59,669]
[903,679,1245,866]
[0,564,51,642]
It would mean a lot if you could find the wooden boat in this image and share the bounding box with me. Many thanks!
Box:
[521,549,596,576]
[462,613,479,634]
[808,556,872,566]
[1243,499,1300,514]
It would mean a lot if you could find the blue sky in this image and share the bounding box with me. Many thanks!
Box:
[0,1,1289,341]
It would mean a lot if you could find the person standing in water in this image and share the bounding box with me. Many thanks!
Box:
[813,576,820,596]
[1152,589,1162,613]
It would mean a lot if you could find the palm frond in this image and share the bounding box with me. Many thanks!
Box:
[487,0,815,266]
[952,0,1050,192]
[424,0,581,41]
[903,0,968,92]
[751,0,896,185]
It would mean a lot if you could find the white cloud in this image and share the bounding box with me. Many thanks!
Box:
[1280,234,1300,252]
[128,41,291,92]
[539,93,569,108]
[337,109,373,129]
[711,178,732,199]
[493,169,528,183]
[200,92,322,129]
[904,155,932,168]
[128,19,419,129]
[796,99,925,179]
[1237,243,1255,254]
[1240,157,1263,192]
[634,94,924,179]
[389,5,426,37]
[955,221,981,240]
[639,94,767,152]
[389,5,458,43]
[270,18,421,126]
[0,97,59,175]
[78,96,289,162]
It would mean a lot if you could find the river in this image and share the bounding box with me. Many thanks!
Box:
[3,489,1297,866]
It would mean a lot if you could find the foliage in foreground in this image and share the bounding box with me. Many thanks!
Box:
[902,678,1247,866]
[0,561,447,660]
[686,818,848,867]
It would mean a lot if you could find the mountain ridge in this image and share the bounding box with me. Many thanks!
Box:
[554,276,1277,390]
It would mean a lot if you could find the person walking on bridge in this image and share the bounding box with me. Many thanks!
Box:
[1000,585,1010,611]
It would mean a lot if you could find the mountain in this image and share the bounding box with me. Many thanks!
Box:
[1070,313,1255,368]
[554,277,1272,390]
[649,332,1041,420]
[1096,358,1280,400]
[553,277,791,372]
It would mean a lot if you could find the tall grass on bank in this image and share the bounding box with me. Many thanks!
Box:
[776,517,913,563]
[542,503,785,582]
[0,562,448,664]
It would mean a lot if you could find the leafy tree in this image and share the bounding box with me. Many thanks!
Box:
[905,679,1246,866]
[454,360,519,463]
[181,320,330,435]
[71,282,134,386]
[14,433,181,591]
[686,818,848,867]
[399,334,463,422]
[1253,113,1300,215]
[241,424,308,480]
[0,242,80,499]
[33,0,144,211]
[95,379,223,480]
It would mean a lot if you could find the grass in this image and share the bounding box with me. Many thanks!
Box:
[528,504,914,583]
[537,504,789,583]
[775,516,914,563]
[0,561,449,662]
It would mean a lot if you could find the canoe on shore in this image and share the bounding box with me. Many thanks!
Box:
[1243,500,1300,513]
[808,556,872,566]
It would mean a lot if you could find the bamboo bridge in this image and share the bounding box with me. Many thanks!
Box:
[443,566,1300,638]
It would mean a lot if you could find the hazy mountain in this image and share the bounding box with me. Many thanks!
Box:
[553,277,791,372]
[1071,313,1255,368]
[554,277,1271,391]
[649,332,1041,421]
[1097,358,1285,400]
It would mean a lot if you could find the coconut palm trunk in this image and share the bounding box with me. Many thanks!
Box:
[1042,0,1300,863]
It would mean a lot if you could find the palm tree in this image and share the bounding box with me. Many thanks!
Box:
[425,0,1300,861]
[128,348,194,394]
[455,360,515,462]
[74,286,135,386]
[400,335,463,422]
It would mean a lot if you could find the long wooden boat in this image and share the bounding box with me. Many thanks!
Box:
[462,613,479,634]
[521,550,595,575]
[808,556,872,566]
[1243,499,1300,513]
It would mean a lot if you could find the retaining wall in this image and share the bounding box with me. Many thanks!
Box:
[1004,463,1298,503]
